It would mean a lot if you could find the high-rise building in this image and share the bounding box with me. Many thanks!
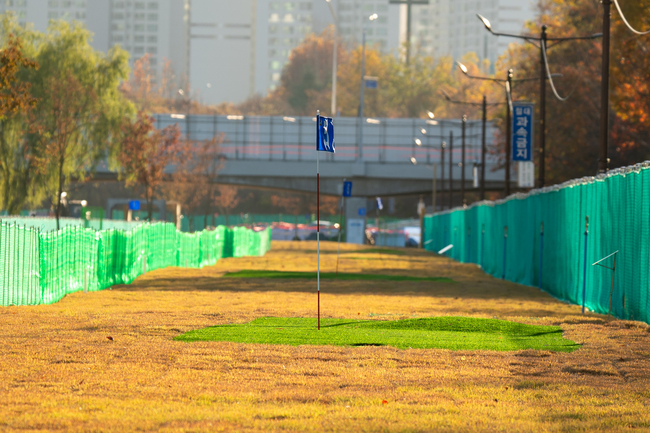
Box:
[190,0,402,105]
[409,0,536,71]
[0,0,188,84]
[1,0,538,106]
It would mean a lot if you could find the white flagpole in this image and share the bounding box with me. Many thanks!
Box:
[317,111,321,330]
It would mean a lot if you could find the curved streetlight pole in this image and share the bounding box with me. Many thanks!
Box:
[440,90,503,201]
[456,62,518,198]
[325,0,338,117]
[358,13,378,162]
[477,14,601,184]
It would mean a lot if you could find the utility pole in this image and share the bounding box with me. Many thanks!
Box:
[599,0,612,173]
[539,25,547,187]
[481,96,487,200]
[448,131,453,209]
[461,115,466,205]
[505,69,513,197]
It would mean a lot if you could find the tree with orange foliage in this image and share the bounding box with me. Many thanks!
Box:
[0,33,39,215]
[215,185,240,226]
[164,134,224,229]
[119,111,183,220]
[499,0,650,184]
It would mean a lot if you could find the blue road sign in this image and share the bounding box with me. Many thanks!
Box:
[343,181,352,197]
[365,77,378,89]
[129,200,140,211]
[512,102,534,162]
[358,208,367,216]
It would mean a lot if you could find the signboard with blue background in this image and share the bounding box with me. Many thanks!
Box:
[512,102,534,162]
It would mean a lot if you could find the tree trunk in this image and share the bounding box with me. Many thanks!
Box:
[146,186,153,221]
[56,155,65,231]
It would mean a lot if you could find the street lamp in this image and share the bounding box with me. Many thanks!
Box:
[410,156,437,215]
[325,0,339,117]
[440,89,504,201]
[477,13,601,184]
[358,13,378,162]
[456,61,517,197]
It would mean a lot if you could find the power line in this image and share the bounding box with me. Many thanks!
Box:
[612,0,650,36]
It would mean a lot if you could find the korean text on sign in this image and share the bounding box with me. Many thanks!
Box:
[512,102,534,162]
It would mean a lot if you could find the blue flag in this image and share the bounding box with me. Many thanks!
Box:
[316,114,335,153]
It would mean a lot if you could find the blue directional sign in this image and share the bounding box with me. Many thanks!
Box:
[512,102,534,162]
[129,200,141,211]
[358,208,367,216]
[343,181,352,197]
[364,76,378,89]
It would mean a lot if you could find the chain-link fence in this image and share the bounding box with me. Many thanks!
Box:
[1,221,271,307]
[423,162,650,324]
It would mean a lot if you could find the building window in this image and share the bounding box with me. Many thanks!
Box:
[113,35,124,42]
[272,72,281,81]
[147,24,157,31]
[282,26,293,34]
[268,13,279,23]
[112,12,124,19]
[48,11,58,18]
[146,46,157,54]
[271,60,280,70]
[62,0,71,6]
[75,11,85,19]
[134,24,144,31]
[147,1,157,9]
[48,0,58,6]
[135,2,145,9]
[299,2,311,10]
[284,2,293,10]
[111,23,124,31]
[147,35,157,43]
[135,13,144,20]
[134,35,144,42]
[134,46,144,54]
[147,13,157,20]
[114,1,124,7]
[283,14,293,23]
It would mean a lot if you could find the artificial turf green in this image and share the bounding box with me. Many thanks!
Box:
[175,317,580,352]
[222,270,452,282]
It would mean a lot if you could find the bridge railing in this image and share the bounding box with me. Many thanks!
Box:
[153,114,500,165]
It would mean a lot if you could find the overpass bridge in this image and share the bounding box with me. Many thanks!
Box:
[147,114,513,198]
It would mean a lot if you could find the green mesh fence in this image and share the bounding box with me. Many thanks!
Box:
[423,163,650,324]
[1,222,272,307]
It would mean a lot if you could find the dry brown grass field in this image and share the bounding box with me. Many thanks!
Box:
[1,241,649,432]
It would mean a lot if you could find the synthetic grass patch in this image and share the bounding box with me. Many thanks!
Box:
[223,270,452,282]
[175,316,580,352]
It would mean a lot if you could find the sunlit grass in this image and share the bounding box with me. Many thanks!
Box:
[176,316,580,352]
[223,270,452,282]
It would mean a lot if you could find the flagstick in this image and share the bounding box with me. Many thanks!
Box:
[317,111,321,331]
[335,194,344,275]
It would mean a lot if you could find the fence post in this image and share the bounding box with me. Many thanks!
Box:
[539,222,544,289]
[582,216,589,314]
[502,225,508,280]
[481,224,485,269]
[466,227,471,263]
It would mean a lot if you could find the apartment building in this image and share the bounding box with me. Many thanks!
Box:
[0,0,188,83]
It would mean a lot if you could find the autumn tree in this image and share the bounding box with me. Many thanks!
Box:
[31,74,99,229]
[215,185,240,225]
[119,111,182,220]
[0,16,132,219]
[163,134,224,229]
[0,30,39,215]
[495,0,650,184]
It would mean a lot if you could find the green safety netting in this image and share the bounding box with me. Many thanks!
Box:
[424,162,650,324]
[1,222,272,306]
